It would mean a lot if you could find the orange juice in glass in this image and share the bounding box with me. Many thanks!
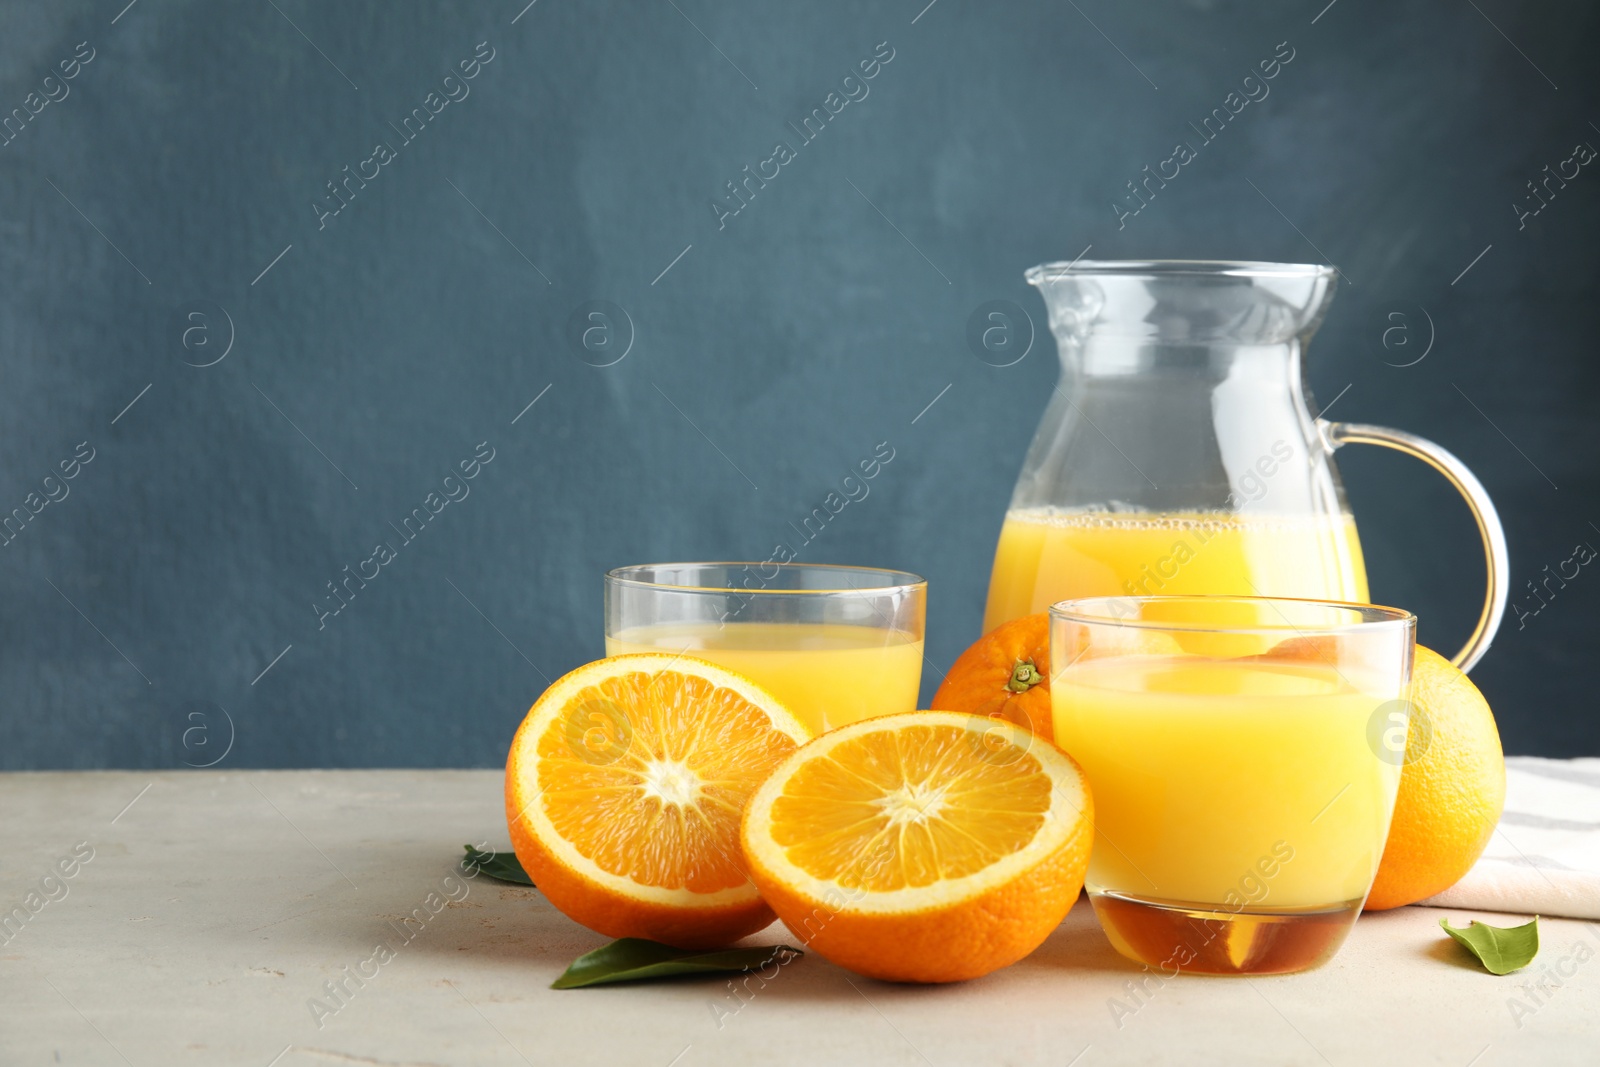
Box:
[604,564,925,736]
[1050,595,1413,975]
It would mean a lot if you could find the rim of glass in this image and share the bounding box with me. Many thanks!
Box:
[1048,594,1415,634]
[605,562,926,596]
[1027,259,1336,283]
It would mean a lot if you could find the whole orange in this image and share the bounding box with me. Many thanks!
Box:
[930,613,1054,740]
[1364,645,1505,910]
[932,612,1186,740]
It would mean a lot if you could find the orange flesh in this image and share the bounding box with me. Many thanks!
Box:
[534,671,801,893]
[768,724,1052,892]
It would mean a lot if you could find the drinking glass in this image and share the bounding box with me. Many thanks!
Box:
[605,563,926,735]
[1049,594,1414,975]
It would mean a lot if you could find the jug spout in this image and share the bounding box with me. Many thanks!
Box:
[1026,260,1338,367]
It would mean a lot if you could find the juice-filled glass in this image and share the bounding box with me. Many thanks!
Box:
[1049,595,1414,976]
[605,563,925,736]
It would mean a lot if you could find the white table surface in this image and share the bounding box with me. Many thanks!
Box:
[2,770,1595,1066]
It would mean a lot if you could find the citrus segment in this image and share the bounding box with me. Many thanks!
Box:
[742,712,1093,983]
[506,654,811,948]
[771,724,1053,890]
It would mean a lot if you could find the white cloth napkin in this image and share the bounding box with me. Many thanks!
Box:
[1418,756,1600,920]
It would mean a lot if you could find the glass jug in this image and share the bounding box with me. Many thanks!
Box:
[983,260,1508,671]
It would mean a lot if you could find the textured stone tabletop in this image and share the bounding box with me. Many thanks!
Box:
[2,771,1594,1066]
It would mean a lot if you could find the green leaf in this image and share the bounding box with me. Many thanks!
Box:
[1439,916,1540,975]
[462,844,533,886]
[552,938,803,989]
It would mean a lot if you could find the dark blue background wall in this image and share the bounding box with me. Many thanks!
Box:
[2,0,1596,768]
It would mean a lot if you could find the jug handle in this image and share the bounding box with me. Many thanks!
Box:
[1318,420,1509,674]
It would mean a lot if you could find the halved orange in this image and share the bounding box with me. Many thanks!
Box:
[741,711,1093,983]
[506,654,811,949]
